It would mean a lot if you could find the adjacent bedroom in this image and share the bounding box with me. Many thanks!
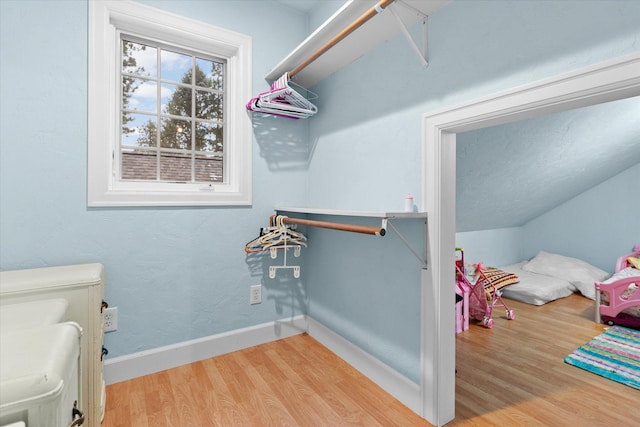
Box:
[456,94,640,307]
[453,94,640,423]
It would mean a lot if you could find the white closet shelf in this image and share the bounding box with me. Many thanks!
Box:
[275,206,427,219]
[266,0,450,88]
[276,207,428,267]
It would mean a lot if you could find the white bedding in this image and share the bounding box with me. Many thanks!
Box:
[521,251,609,299]
[498,251,614,305]
[601,266,640,284]
[499,261,576,305]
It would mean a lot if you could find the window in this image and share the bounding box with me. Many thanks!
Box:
[120,38,226,183]
[88,1,252,206]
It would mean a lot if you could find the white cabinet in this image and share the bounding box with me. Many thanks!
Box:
[0,323,81,427]
[0,264,105,426]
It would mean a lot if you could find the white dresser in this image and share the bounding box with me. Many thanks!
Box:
[1,322,82,426]
[0,264,106,426]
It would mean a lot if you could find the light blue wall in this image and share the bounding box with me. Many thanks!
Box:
[305,215,425,382]
[455,162,638,274]
[308,0,640,210]
[523,162,640,273]
[309,0,345,30]
[0,0,312,358]
[455,228,524,268]
[1,0,639,386]
[305,0,640,382]
[456,96,640,232]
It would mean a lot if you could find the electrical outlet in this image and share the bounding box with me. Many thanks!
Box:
[250,284,262,305]
[104,307,118,332]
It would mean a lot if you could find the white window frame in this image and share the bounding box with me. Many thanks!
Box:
[88,0,252,206]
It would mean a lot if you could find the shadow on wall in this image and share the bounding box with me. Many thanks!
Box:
[310,0,640,135]
[245,248,307,316]
[250,112,318,171]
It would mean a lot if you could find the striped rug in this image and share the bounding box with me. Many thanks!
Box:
[565,326,640,390]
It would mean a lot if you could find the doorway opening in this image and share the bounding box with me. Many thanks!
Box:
[419,52,640,426]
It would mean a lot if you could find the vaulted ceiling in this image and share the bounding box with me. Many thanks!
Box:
[456,95,640,232]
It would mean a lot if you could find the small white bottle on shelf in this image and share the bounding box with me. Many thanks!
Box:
[404,194,414,212]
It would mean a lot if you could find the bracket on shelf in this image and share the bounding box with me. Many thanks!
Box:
[388,0,429,68]
[385,219,428,269]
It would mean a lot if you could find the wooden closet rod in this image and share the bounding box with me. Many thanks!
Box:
[289,0,396,79]
[280,216,386,237]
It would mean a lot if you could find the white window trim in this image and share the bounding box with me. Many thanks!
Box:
[88,0,252,206]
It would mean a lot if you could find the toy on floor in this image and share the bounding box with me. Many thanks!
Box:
[455,248,515,329]
[596,245,640,330]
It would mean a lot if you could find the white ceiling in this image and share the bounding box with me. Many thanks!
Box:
[456,95,640,232]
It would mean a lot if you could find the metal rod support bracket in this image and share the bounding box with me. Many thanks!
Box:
[386,219,428,269]
[389,0,429,68]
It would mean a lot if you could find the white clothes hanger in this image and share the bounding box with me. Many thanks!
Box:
[244,215,307,254]
[246,73,317,119]
[243,215,306,278]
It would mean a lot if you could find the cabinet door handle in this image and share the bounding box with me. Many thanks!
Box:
[69,400,85,426]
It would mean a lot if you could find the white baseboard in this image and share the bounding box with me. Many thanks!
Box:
[103,315,307,385]
[306,317,421,415]
[104,314,420,416]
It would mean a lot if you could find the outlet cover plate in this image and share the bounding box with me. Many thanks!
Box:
[104,306,118,332]
[250,284,262,305]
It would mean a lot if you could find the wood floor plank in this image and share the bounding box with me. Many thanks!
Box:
[245,346,329,426]
[128,380,149,427]
[263,344,349,426]
[103,294,639,426]
[232,351,300,426]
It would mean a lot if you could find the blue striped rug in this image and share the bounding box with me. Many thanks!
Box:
[564,326,640,390]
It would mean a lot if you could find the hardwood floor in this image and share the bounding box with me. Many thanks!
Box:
[101,333,429,426]
[451,294,638,426]
[102,294,639,426]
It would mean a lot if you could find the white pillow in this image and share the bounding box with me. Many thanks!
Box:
[500,262,576,305]
[522,251,610,300]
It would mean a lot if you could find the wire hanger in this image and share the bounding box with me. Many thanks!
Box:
[247,0,403,120]
[246,72,318,119]
[244,215,307,278]
[244,215,307,254]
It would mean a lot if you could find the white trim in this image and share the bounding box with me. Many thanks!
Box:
[421,52,640,426]
[88,0,253,207]
[103,315,307,385]
[306,317,421,414]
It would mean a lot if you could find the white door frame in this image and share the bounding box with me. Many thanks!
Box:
[420,52,640,426]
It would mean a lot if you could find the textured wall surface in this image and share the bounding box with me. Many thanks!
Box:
[0,0,312,359]
[305,0,640,381]
[455,162,639,273]
[457,97,640,232]
[522,162,640,272]
[1,0,639,384]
